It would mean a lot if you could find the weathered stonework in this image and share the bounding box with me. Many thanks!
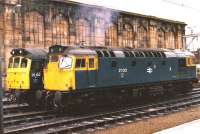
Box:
[0,0,186,72]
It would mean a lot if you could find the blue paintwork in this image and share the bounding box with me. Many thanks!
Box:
[75,57,196,90]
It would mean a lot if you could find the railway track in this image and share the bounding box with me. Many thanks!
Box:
[3,88,200,134]
[3,104,29,114]
[3,91,17,105]
[3,110,57,127]
[3,99,14,105]
[2,92,28,114]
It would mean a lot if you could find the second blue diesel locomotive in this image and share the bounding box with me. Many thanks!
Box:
[44,45,197,107]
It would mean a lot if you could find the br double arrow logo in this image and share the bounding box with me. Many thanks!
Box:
[147,67,153,74]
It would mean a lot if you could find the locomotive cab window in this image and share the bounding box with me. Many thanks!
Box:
[50,55,59,62]
[8,58,13,68]
[89,58,94,68]
[186,57,195,66]
[76,58,86,68]
[13,57,20,68]
[59,57,72,69]
[21,58,28,68]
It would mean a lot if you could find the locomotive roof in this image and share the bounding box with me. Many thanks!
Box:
[66,48,97,56]
[49,45,194,58]
[11,48,47,60]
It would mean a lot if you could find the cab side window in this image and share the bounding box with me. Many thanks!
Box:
[50,55,59,62]
[8,58,13,68]
[89,58,94,68]
[13,57,20,68]
[21,58,28,68]
[75,58,86,68]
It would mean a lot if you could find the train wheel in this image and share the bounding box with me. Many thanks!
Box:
[44,92,54,110]
[7,91,17,103]
[26,92,37,109]
[53,91,64,109]
[35,90,45,108]
[15,91,24,104]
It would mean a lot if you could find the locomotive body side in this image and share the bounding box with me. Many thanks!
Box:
[43,45,197,107]
[75,57,196,91]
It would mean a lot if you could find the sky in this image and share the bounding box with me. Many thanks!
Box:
[71,0,200,51]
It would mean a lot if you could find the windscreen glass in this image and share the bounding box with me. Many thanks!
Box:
[21,58,28,68]
[8,58,13,68]
[13,57,20,68]
[59,57,72,69]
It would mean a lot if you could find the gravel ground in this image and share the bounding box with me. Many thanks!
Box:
[92,105,200,134]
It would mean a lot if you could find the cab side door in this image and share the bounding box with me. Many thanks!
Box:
[87,56,98,88]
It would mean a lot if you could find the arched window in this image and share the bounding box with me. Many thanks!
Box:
[24,11,44,47]
[94,17,105,46]
[76,19,91,46]
[157,29,165,48]
[52,14,69,45]
[137,26,147,48]
[105,23,118,46]
[168,31,175,49]
[13,10,22,48]
[122,23,134,48]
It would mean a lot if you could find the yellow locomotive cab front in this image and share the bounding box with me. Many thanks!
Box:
[6,56,31,90]
[44,55,76,91]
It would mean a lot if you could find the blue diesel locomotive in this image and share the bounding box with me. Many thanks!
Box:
[44,45,197,107]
